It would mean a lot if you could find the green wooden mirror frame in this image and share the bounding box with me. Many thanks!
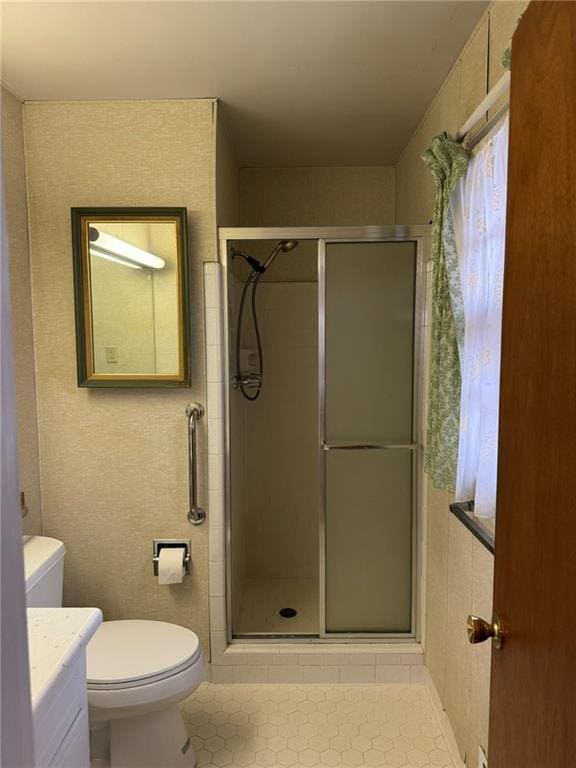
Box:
[71,207,191,388]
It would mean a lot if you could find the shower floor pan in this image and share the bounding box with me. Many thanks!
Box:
[235,577,319,636]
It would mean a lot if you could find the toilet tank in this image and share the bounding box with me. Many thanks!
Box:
[23,536,65,607]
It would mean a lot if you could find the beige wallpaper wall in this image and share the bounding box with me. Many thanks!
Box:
[240,166,395,227]
[1,86,42,536]
[23,99,219,655]
[394,2,529,765]
[237,166,396,284]
[216,112,240,228]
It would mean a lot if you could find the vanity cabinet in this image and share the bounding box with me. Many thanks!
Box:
[28,608,102,768]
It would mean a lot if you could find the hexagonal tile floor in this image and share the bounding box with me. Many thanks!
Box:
[180,683,455,768]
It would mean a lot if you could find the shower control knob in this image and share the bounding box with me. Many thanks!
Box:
[234,373,262,389]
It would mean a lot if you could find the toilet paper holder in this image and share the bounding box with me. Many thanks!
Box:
[152,539,191,576]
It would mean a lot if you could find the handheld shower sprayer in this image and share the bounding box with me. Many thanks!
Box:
[261,239,299,271]
[233,240,299,401]
[232,239,298,275]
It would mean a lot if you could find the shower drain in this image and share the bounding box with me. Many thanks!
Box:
[278,608,298,619]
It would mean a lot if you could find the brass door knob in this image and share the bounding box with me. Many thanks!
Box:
[467,614,503,649]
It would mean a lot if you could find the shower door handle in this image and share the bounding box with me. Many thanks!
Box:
[322,442,418,451]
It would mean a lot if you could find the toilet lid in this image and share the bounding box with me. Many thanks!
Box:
[86,620,201,687]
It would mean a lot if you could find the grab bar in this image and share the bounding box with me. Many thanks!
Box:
[186,402,206,526]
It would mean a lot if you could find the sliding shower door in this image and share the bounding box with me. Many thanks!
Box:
[320,240,420,636]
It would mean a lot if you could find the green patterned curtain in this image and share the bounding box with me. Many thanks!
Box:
[422,134,469,491]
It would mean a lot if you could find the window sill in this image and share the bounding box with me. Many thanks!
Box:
[449,500,495,554]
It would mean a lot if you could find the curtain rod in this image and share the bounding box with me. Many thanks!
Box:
[456,70,510,141]
[466,102,509,151]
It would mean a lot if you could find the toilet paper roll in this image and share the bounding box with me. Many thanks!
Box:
[157,547,186,585]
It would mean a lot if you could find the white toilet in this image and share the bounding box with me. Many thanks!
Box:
[24,536,206,768]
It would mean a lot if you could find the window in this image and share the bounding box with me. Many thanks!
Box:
[451,117,509,519]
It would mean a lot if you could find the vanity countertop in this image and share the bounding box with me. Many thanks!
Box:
[27,607,102,709]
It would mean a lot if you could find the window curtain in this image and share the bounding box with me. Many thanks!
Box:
[451,117,509,518]
[0,144,35,766]
[422,134,469,491]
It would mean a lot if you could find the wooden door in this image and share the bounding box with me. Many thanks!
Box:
[489,2,576,765]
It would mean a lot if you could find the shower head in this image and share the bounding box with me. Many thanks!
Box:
[262,239,299,271]
[280,240,299,253]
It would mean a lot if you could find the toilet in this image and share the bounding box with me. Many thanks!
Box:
[87,620,204,767]
[23,536,206,768]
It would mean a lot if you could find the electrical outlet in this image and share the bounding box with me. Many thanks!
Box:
[478,746,488,768]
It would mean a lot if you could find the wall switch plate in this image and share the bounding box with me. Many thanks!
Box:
[478,746,488,768]
[105,346,119,364]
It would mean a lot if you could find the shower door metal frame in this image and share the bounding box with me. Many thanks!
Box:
[318,230,427,640]
[219,225,430,643]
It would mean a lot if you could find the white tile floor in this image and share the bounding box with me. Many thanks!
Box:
[236,578,319,635]
[180,683,455,768]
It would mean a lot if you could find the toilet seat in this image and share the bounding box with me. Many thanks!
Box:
[87,620,202,690]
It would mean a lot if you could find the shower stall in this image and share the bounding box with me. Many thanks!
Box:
[219,226,429,642]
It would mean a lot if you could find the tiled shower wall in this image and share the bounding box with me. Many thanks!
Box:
[238,281,319,583]
[205,262,227,640]
[227,276,247,632]
[227,276,319,635]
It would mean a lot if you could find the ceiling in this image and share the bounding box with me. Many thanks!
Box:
[1,1,488,167]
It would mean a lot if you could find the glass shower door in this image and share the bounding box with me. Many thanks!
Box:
[321,240,420,635]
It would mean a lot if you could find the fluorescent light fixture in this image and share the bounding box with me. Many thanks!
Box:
[88,227,166,270]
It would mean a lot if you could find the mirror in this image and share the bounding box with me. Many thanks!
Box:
[71,207,190,387]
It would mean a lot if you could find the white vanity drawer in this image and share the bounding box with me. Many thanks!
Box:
[34,654,88,768]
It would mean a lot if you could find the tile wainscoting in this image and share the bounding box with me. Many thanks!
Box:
[209,642,426,686]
